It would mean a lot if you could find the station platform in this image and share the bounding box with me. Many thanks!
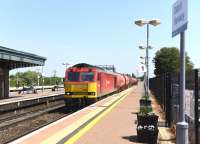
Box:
[0,88,64,105]
[10,83,175,144]
[0,88,64,112]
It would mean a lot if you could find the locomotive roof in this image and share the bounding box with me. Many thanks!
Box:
[71,63,126,76]
[72,63,104,71]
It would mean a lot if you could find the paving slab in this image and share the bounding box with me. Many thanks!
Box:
[75,84,142,144]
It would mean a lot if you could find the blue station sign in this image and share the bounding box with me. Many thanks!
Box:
[172,0,188,37]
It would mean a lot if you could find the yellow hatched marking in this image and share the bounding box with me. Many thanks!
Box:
[65,89,132,144]
[41,90,129,144]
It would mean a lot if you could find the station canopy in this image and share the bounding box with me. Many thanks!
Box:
[0,46,46,70]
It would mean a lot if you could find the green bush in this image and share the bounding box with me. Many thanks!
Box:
[139,106,152,114]
[142,95,149,100]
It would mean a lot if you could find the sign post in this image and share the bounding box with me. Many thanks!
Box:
[172,0,188,143]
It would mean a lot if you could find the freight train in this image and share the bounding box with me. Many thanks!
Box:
[64,63,137,107]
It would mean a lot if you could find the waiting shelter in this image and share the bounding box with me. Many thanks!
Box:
[0,46,46,99]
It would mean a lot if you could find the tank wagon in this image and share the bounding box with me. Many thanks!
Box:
[64,63,137,107]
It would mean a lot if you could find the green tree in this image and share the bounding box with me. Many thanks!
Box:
[153,47,193,76]
[9,71,63,87]
[22,71,38,86]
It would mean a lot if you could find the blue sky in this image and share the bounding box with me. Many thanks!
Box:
[0,0,199,77]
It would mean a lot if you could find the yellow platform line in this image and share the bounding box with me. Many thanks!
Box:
[42,104,106,144]
[41,89,132,144]
[41,87,133,144]
[43,111,103,144]
[64,89,133,144]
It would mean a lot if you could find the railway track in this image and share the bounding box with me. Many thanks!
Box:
[0,90,122,144]
[0,101,65,129]
[0,93,67,144]
[0,103,70,144]
[0,100,88,144]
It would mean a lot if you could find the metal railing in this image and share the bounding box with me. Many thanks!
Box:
[149,69,200,144]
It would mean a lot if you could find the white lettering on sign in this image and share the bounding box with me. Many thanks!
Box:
[174,13,185,25]
[174,1,182,14]
[172,0,188,37]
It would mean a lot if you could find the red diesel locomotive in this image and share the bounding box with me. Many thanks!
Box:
[64,63,137,106]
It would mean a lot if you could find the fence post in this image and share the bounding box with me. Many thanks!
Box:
[194,69,199,144]
[165,73,172,126]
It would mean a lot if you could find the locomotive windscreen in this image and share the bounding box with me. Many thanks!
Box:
[81,72,94,82]
[68,72,80,81]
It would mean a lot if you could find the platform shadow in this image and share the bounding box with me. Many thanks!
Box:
[8,95,24,99]
[122,135,143,143]
[131,112,138,114]
[89,105,108,108]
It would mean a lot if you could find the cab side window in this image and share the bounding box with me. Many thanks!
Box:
[98,73,101,81]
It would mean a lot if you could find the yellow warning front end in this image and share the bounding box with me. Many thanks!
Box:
[64,82,97,99]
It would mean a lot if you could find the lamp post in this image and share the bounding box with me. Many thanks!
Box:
[41,66,44,92]
[53,70,57,85]
[139,45,153,97]
[135,19,160,97]
[139,55,147,95]
[36,69,40,86]
[16,69,19,88]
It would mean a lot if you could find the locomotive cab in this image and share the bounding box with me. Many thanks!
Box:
[64,66,98,105]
